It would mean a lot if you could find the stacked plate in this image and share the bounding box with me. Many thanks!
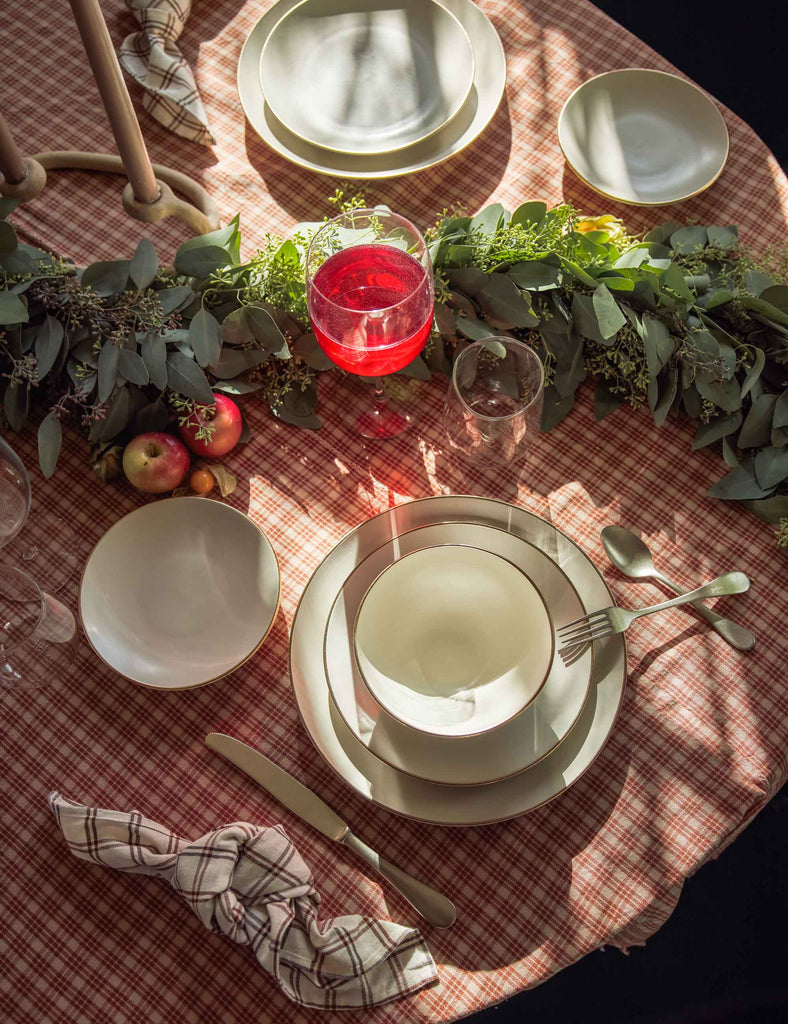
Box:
[290,495,627,825]
[238,0,506,178]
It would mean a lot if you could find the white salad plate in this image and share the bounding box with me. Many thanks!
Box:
[324,521,592,785]
[238,0,506,178]
[558,68,729,205]
[260,0,475,156]
[290,495,627,825]
[80,498,280,690]
[353,543,553,738]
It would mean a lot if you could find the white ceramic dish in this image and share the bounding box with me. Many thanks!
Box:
[324,521,592,786]
[260,0,474,156]
[558,68,729,205]
[354,544,553,738]
[238,0,506,178]
[80,498,280,689]
[290,495,627,825]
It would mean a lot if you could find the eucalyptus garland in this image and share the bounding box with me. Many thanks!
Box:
[1,194,786,546]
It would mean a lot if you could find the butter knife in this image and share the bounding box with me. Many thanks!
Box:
[205,733,457,929]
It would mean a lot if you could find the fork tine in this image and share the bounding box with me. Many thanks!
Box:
[557,615,610,642]
[559,625,614,654]
[559,622,615,646]
[557,609,610,633]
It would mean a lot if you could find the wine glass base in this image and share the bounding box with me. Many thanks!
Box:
[2,508,85,594]
[356,404,415,440]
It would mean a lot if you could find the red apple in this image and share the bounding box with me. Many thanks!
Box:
[122,432,190,494]
[178,393,243,458]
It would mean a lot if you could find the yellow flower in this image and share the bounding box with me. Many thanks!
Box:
[575,215,627,243]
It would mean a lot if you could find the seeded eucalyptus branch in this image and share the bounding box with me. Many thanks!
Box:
[0,196,786,547]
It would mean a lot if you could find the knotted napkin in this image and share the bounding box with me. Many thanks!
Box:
[49,793,438,1009]
[119,0,214,146]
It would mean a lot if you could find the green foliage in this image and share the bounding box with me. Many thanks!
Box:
[1,198,786,549]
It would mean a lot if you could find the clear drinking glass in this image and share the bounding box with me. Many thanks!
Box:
[0,564,76,690]
[444,338,545,463]
[305,207,434,439]
[0,437,32,546]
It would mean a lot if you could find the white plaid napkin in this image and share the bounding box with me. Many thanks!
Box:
[49,793,438,1009]
[119,0,214,146]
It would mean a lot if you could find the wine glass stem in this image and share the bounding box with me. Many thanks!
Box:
[373,379,387,409]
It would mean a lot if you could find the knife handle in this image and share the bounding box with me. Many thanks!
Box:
[340,830,457,929]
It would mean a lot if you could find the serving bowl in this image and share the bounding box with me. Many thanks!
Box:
[558,68,729,205]
[353,544,554,737]
[79,498,280,689]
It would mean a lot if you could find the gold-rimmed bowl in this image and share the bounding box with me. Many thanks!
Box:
[79,497,280,690]
[558,68,729,205]
[352,543,554,738]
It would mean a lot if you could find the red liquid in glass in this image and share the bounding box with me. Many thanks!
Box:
[309,244,433,376]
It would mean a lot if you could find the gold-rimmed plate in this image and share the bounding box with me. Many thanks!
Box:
[324,521,592,785]
[558,69,729,206]
[238,0,505,178]
[289,495,627,826]
[80,498,280,690]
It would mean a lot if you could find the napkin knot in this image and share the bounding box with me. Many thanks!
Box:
[119,0,214,146]
[49,792,437,1009]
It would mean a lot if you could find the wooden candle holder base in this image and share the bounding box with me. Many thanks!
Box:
[1,150,220,235]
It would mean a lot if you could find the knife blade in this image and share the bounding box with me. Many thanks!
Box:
[205,732,456,929]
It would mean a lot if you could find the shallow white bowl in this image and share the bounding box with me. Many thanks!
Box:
[558,68,729,205]
[260,0,475,156]
[80,498,280,689]
[353,544,553,737]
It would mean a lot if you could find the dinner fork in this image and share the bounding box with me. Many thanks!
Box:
[558,571,750,651]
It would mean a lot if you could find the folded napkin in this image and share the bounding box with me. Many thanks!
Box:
[119,0,214,146]
[49,792,437,1009]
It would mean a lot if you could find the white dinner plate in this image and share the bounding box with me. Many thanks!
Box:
[558,68,729,205]
[238,0,506,178]
[290,495,627,825]
[80,498,280,690]
[324,521,592,785]
[260,0,475,156]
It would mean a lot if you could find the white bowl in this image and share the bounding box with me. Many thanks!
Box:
[259,0,475,156]
[79,498,280,689]
[558,68,729,205]
[353,544,553,737]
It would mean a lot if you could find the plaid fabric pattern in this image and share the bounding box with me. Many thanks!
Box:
[119,0,214,146]
[49,792,437,1009]
[1,1,788,1022]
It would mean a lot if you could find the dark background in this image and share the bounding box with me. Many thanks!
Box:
[469,4,787,1022]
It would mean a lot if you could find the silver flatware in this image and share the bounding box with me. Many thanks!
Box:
[205,733,457,929]
[601,526,755,652]
[558,571,750,652]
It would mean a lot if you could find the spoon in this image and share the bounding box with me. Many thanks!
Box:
[601,525,755,652]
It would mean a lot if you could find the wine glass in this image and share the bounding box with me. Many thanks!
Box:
[0,436,79,592]
[0,564,76,690]
[305,208,434,439]
[444,338,545,463]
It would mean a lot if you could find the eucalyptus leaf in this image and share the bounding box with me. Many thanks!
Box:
[292,332,334,371]
[141,332,168,391]
[740,348,766,399]
[134,397,170,434]
[640,313,675,378]
[130,238,158,291]
[166,351,215,404]
[510,201,546,227]
[0,220,17,252]
[445,267,489,295]
[595,380,624,420]
[572,292,609,345]
[670,226,707,253]
[653,364,678,427]
[508,261,562,291]
[721,435,739,467]
[270,384,322,429]
[455,312,496,342]
[773,390,788,429]
[37,410,62,478]
[176,214,241,265]
[3,380,29,430]
[759,285,788,313]
[97,343,120,403]
[772,425,788,447]
[34,316,65,379]
[559,257,598,289]
[189,308,223,367]
[0,290,28,325]
[691,411,742,450]
[475,274,538,328]
[743,495,788,523]
[433,301,455,335]
[469,204,506,236]
[754,446,788,489]
[739,294,788,327]
[175,244,232,278]
[0,197,19,219]
[81,259,131,296]
[706,225,737,248]
[738,393,777,449]
[157,286,194,315]
[661,263,694,303]
[695,375,741,413]
[208,346,269,379]
[743,269,773,297]
[117,347,149,386]
[541,386,575,430]
[395,356,431,380]
[221,304,288,357]
[100,385,134,442]
[708,458,775,500]
[213,379,266,395]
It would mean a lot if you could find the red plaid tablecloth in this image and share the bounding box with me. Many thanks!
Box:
[2,1,787,1022]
